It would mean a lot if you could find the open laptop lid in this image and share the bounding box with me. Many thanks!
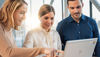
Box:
[63,38,97,57]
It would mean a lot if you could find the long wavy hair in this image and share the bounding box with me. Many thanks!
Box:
[0,0,27,31]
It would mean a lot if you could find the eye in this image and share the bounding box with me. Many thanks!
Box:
[44,17,49,20]
[51,17,54,20]
[20,11,25,14]
[70,7,74,9]
[77,6,81,9]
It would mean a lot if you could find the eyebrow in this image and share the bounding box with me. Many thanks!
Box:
[69,5,81,8]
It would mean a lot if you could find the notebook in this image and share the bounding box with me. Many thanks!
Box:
[63,38,97,57]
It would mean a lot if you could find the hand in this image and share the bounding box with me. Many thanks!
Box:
[44,54,62,57]
[42,48,57,57]
[43,54,58,57]
[43,50,64,57]
[57,50,64,54]
[56,50,64,57]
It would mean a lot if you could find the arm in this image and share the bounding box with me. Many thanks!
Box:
[57,32,64,57]
[51,31,63,57]
[0,26,56,57]
[92,20,100,57]
[93,20,99,38]
[0,31,44,57]
[56,32,62,50]
[56,22,65,50]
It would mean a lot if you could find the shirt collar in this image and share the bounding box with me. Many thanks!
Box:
[81,14,86,20]
[39,24,51,33]
[67,14,86,23]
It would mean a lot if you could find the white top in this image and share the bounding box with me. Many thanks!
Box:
[23,26,62,57]
[23,26,61,49]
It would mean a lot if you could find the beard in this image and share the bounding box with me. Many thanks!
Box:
[73,12,81,19]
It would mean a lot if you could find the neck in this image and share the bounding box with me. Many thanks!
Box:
[46,29,50,32]
[41,26,50,32]
[72,15,82,23]
[73,18,80,23]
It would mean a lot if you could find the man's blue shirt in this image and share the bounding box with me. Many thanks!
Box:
[56,14,99,50]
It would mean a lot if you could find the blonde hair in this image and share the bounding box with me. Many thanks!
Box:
[38,4,55,18]
[0,0,27,31]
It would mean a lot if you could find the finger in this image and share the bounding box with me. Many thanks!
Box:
[55,55,59,57]
[57,50,64,54]
[51,49,56,57]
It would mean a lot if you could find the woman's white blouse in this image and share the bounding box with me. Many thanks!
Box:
[23,26,61,50]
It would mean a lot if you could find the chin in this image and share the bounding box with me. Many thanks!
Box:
[47,27,51,30]
[16,24,21,26]
[18,22,22,26]
[74,16,79,19]
[76,17,80,19]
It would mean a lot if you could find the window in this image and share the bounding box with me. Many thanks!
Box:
[82,0,90,17]
[49,0,62,28]
[25,0,62,31]
[92,0,100,30]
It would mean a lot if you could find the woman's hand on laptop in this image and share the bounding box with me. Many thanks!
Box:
[56,50,64,57]
[43,48,57,57]
[57,50,64,54]
[43,49,64,57]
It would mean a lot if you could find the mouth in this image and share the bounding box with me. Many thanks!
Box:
[19,20,22,23]
[74,13,80,16]
[18,20,23,24]
[45,24,51,27]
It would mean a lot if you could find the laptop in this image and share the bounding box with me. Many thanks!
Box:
[63,38,97,57]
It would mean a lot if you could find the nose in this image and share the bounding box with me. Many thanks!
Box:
[47,19,52,24]
[74,8,78,13]
[22,14,26,20]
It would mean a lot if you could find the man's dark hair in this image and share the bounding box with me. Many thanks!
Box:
[67,0,82,5]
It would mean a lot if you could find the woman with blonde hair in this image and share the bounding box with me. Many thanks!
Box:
[0,0,57,57]
[23,4,62,57]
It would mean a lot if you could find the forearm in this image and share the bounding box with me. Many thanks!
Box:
[0,47,43,57]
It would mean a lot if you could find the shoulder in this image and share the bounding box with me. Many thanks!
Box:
[57,16,70,31]
[83,15,96,22]
[26,27,41,36]
[58,15,72,27]
[51,29,57,33]
[84,15,97,25]
[50,29,61,40]
[58,17,69,25]
[57,18,68,30]
[51,29,59,35]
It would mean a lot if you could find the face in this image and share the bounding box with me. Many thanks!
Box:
[13,3,27,26]
[40,12,54,31]
[68,0,83,20]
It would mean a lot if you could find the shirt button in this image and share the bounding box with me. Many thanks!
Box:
[77,24,79,26]
[79,32,80,34]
